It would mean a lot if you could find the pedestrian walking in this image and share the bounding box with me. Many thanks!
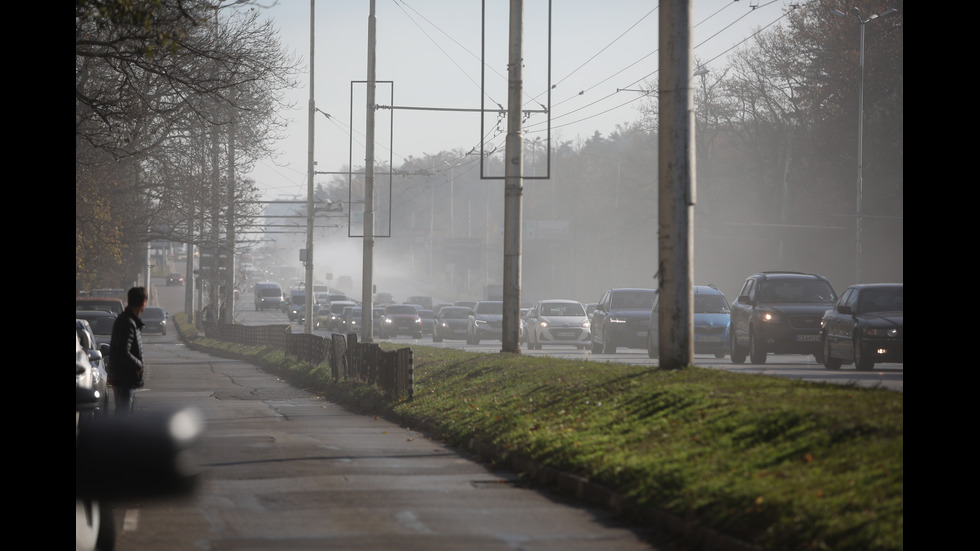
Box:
[108,286,147,414]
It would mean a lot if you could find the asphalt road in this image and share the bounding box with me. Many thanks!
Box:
[109,283,671,551]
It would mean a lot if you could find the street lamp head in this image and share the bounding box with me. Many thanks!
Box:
[850,6,862,17]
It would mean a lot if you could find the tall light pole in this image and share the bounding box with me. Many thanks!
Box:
[833,6,897,284]
[304,0,315,334]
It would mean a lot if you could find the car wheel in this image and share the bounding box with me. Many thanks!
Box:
[854,337,874,371]
[730,333,747,364]
[714,352,726,359]
[591,337,603,354]
[748,329,767,364]
[647,334,658,359]
[823,335,842,370]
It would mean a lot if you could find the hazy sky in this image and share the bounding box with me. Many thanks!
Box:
[245,0,795,201]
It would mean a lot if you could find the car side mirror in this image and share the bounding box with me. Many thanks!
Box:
[737,295,753,305]
[838,305,853,315]
[99,343,111,358]
[88,350,103,364]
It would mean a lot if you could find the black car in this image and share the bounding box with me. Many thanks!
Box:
[821,283,903,371]
[166,272,184,286]
[730,272,838,364]
[432,306,471,342]
[141,306,168,335]
[466,300,503,344]
[590,288,657,354]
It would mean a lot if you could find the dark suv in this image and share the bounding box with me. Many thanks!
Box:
[730,272,838,364]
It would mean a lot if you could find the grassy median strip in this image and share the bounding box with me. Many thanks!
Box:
[175,315,902,551]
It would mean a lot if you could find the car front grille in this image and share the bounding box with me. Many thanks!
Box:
[789,315,823,330]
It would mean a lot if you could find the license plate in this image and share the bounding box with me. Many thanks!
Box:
[696,336,721,343]
[557,331,576,338]
[796,335,820,342]
[636,330,648,337]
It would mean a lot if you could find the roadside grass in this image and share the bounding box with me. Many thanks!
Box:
[174,314,903,551]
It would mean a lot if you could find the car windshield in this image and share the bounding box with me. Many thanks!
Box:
[475,302,503,315]
[143,308,165,320]
[857,287,903,314]
[440,307,470,319]
[541,303,585,316]
[387,305,418,315]
[694,294,730,314]
[610,291,656,309]
[759,280,836,303]
[88,317,115,335]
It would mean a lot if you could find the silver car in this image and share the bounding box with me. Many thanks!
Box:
[525,299,591,350]
[76,320,109,415]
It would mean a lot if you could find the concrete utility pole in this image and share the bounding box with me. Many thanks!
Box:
[360,0,378,342]
[304,0,316,334]
[501,0,524,354]
[657,0,694,369]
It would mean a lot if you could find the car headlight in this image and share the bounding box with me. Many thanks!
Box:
[864,327,899,338]
[582,320,591,329]
[538,321,549,328]
[757,310,781,323]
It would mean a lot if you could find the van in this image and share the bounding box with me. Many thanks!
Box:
[253,282,284,311]
[287,290,317,322]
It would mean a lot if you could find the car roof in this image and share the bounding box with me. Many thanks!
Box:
[693,285,724,294]
[609,288,657,292]
[76,309,115,317]
[752,271,827,280]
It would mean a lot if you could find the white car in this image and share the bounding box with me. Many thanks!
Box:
[524,299,591,350]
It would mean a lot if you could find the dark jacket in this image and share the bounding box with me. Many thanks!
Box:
[109,308,145,388]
